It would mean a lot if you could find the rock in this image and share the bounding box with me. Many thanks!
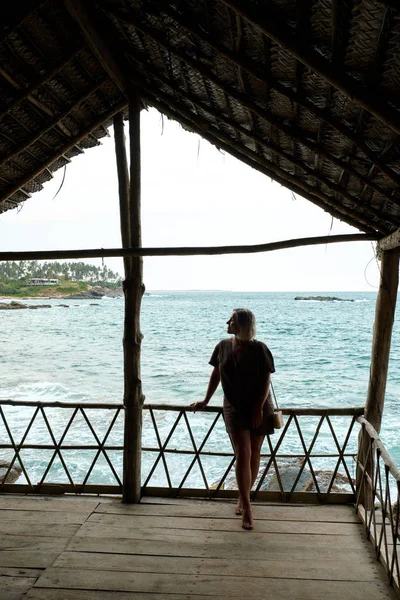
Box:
[265,462,313,492]
[0,301,27,309]
[60,285,124,300]
[67,288,104,299]
[0,460,22,483]
[90,303,100,306]
[302,470,354,493]
[28,304,51,309]
[57,304,69,308]
[218,459,352,494]
[295,296,354,302]
[0,301,51,310]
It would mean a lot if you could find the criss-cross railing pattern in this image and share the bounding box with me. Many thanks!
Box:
[0,400,124,493]
[0,399,363,500]
[142,405,363,502]
[356,417,400,592]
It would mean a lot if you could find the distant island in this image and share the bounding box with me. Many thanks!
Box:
[295,296,355,302]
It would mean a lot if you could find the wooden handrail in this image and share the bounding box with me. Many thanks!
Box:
[0,399,123,409]
[0,398,364,416]
[357,416,400,483]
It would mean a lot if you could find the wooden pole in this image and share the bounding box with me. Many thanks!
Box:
[0,234,380,262]
[356,248,399,507]
[122,90,144,503]
[365,249,400,433]
[113,112,130,262]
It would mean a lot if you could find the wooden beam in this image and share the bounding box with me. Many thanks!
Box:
[365,249,400,433]
[64,0,128,94]
[0,100,127,207]
[0,234,379,262]
[377,228,400,256]
[222,0,400,137]
[122,90,144,504]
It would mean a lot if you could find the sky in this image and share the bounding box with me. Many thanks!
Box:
[0,107,380,292]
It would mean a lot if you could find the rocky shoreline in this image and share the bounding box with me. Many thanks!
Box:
[0,286,124,307]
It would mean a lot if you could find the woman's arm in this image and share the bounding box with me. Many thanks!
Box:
[191,367,221,411]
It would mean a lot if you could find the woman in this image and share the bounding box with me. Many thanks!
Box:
[191,308,275,530]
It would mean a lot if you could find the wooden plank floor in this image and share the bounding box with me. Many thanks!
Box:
[0,495,397,599]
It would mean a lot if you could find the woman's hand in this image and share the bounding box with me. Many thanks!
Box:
[252,405,263,429]
[190,400,208,412]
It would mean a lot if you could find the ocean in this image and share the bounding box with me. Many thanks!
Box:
[1,291,400,487]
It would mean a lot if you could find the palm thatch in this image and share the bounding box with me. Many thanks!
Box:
[1,0,399,236]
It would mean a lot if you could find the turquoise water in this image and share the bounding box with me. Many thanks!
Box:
[1,291,400,485]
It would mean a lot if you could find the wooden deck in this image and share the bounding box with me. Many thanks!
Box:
[0,495,397,600]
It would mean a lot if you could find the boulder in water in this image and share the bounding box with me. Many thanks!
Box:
[28,304,51,309]
[0,301,27,310]
[295,296,354,302]
[0,460,22,483]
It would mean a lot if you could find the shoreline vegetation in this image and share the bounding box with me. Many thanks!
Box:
[0,259,123,300]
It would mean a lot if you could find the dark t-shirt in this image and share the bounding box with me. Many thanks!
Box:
[209,338,275,409]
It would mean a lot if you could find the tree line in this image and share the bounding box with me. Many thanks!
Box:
[0,261,122,284]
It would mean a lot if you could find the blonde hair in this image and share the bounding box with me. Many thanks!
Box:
[233,308,256,341]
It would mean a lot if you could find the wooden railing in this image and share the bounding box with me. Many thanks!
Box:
[0,399,124,494]
[0,399,363,502]
[356,417,400,592]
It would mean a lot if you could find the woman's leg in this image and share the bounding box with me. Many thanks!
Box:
[250,434,265,487]
[230,430,253,529]
[233,433,265,516]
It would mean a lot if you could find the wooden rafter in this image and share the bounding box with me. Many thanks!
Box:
[141,89,382,233]
[337,5,393,192]
[119,13,395,203]
[0,45,84,122]
[124,50,396,229]
[110,3,399,187]
[14,27,101,147]
[221,0,400,137]
[0,100,127,206]
[76,4,391,231]
[0,78,107,170]
[0,66,69,137]
[64,0,128,94]
[0,1,49,45]
[315,0,354,191]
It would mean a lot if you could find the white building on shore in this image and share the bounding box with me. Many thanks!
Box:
[28,278,59,286]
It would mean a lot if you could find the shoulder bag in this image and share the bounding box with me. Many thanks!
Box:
[271,382,284,429]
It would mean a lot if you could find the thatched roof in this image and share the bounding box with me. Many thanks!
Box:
[1,0,399,236]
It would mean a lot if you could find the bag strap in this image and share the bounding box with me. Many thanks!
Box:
[270,381,279,410]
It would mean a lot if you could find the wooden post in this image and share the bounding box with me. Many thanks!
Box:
[357,248,399,507]
[114,92,144,504]
[365,249,399,433]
